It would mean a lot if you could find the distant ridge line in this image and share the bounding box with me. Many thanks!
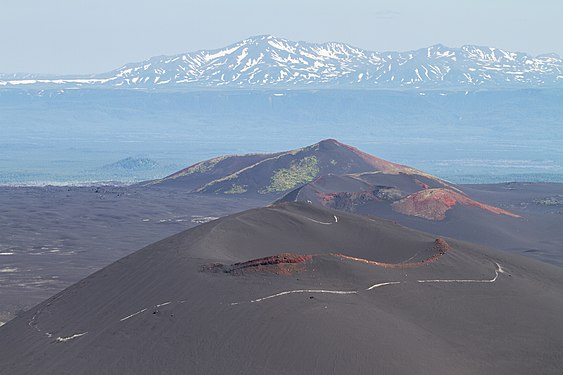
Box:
[1,35,562,89]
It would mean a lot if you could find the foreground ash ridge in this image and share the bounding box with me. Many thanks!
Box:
[3,141,560,331]
[1,202,562,374]
[0,141,561,374]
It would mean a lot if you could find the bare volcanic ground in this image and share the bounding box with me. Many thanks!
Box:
[280,173,563,266]
[141,138,563,265]
[1,140,561,327]
[145,138,454,196]
[0,185,268,324]
[139,138,563,265]
[0,203,562,374]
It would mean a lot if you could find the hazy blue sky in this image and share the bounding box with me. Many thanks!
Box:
[2,0,562,74]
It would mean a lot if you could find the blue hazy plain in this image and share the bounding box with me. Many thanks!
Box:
[1,89,562,186]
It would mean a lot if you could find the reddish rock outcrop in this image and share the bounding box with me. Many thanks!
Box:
[415,179,430,189]
[392,188,521,220]
[203,253,312,275]
[332,238,451,268]
[333,139,452,186]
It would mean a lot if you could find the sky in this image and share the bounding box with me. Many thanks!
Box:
[1,0,562,75]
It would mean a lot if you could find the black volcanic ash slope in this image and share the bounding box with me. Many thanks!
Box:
[147,139,517,226]
[0,203,562,375]
[147,139,557,263]
[146,138,455,197]
[277,173,563,265]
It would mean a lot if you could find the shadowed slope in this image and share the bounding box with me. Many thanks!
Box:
[0,203,562,375]
[277,176,563,265]
[147,139,517,223]
[165,202,441,263]
[144,152,281,191]
[145,139,452,196]
[279,172,519,221]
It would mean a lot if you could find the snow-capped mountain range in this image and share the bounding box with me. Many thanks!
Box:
[2,35,562,89]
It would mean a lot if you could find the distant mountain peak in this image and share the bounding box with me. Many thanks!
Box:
[316,138,343,148]
[1,36,561,89]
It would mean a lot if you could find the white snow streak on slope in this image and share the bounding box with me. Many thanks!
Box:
[250,289,357,303]
[236,262,507,304]
[204,46,240,62]
[366,281,401,290]
[120,308,148,322]
[56,332,87,342]
[306,218,332,225]
[120,301,172,322]
[417,262,505,283]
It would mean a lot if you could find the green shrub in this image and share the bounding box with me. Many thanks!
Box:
[260,156,319,193]
[224,184,248,194]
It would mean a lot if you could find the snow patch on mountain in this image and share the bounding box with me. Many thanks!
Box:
[1,35,561,89]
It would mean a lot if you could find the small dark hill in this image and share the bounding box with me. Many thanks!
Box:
[278,172,518,221]
[141,140,559,263]
[144,141,560,264]
[279,173,562,265]
[174,202,442,263]
[145,139,452,196]
[147,139,515,224]
[275,175,563,266]
[101,157,159,172]
[0,203,562,374]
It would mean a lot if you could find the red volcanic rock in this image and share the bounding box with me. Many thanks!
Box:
[415,179,430,189]
[203,253,312,275]
[204,240,451,274]
[334,140,419,175]
[331,139,448,184]
[433,238,450,255]
[325,140,468,195]
[315,190,379,210]
[316,190,336,205]
[333,238,451,268]
[392,188,521,221]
